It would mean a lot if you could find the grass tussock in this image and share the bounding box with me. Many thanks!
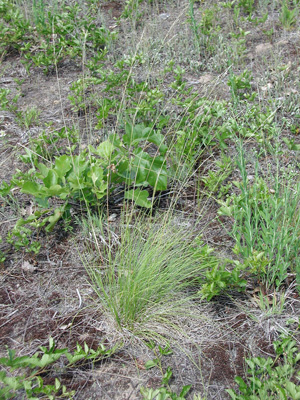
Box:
[85,213,216,337]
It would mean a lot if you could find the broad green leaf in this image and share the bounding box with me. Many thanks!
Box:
[116,161,137,184]
[108,133,122,148]
[21,181,41,196]
[133,151,151,185]
[65,353,85,364]
[68,175,85,190]
[147,132,168,155]
[71,154,90,176]
[48,337,55,352]
[90,140,115,159]
[123,123,152,145]
[226,389,238,399]
[35,197,49,207]
[144,359,158,369]
[0,375,21,391]
[43,184,66,197]
[92,181,108,199]
[0,181,12,196]
[54,155,72,178]
[45,208,63,232]
[125,189,152,208]
[146,157,168,191]
[286,381,300,399]
[88,164,103,185]
[283,137,300,151]
[180,385,192,397]
[55,378,61,390]
[133,151,167,190]
[43,170,58,189]
[38,351,65,368]
[23,379,33,391]
[37,163,49,178]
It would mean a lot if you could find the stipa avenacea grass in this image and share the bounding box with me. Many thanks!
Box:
[85,213,217,338]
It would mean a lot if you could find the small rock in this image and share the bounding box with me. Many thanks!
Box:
[277,40,289,47]
[261,83,273,91]
[108,213,117,222]
[159,13,170,20]
[255,43,273,55]
[22,261,37,273]
[198,74,214,84]
[0,77,14,84]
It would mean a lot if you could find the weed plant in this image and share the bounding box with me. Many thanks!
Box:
[227,333,300,399]
[0,337,119,399]
[219,145,300,290]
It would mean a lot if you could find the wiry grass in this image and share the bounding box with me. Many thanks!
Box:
[85,212,218,339]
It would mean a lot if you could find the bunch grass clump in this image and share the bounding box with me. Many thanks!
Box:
[86,212,217,337]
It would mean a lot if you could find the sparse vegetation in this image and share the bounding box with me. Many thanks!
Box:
[1,0,300,398]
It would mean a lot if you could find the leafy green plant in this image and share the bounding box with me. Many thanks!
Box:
[171,98,228,178]
[253,289,286,317]
[140,342,191,400]
[247,12,268,26]
[6,218,42,254]
[70,51,167,128]
[188,2,220,57]
[225,105,277,148]
[283,137,300,151]
[228,69,255,104]
[227,334,300,399]
[218,148,300,289]
[20,127,79,164]
[0,88,19,112]
[140,373,191,400]
[237,0,255,15]
[0,89,11,110]
[200,261,247,301]
[3,122,168,252]
[32,0,46,26]
[0,1,32,57]
[201,154,233,197]
[17,106,40,129]
[121,0,144,21]
[0,337,119,400]
[0,0,112,73]
[11,151,109,233]
[279,1,298,29]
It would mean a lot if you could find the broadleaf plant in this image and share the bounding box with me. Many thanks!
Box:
[4,123,168,253]
[0,337,120,400]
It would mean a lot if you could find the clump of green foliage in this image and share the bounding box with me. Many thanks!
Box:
[1,122,168,252]
[227,334,300,399]
[141,342,191,400]
[0,337,119,400]
[218,148,300,291]
[0,0,113,73]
